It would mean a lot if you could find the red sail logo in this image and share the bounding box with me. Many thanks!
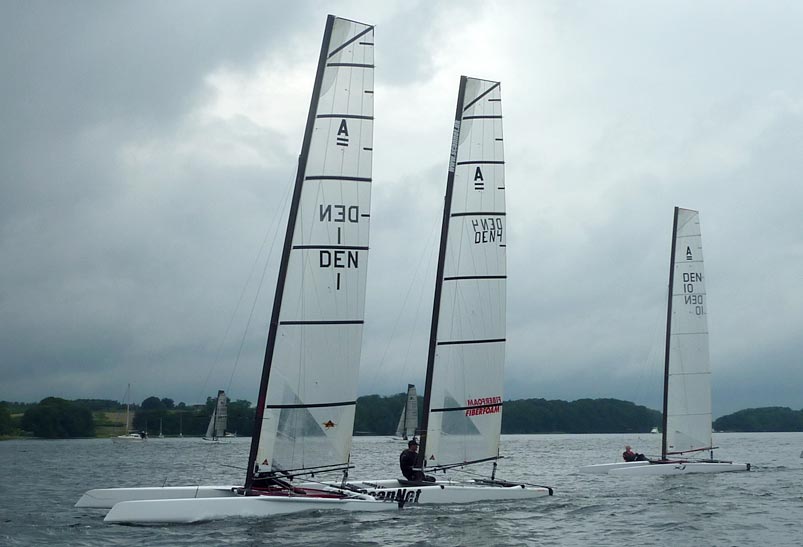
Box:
[465,396,502,416]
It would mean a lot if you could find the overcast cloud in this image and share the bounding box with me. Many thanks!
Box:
[1,0,801,417]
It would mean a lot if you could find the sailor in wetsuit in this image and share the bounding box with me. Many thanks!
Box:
[623,445,647,461]
[399,438,419,480]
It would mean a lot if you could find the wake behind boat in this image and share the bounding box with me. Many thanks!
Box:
[77,15,393,522]
[580,208,749,476]
[332,76,552,504]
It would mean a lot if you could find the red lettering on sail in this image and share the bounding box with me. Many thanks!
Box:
[465,396,502,416]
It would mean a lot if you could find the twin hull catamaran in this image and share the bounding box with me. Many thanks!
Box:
[580,208,749,476]
[326,76,552,502]
[78,15,390,523]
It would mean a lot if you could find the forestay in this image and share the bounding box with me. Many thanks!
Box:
[248,16,375,482]
[422,77,506,470]
[665,208,712,456]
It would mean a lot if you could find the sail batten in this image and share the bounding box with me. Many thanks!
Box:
[245,15,375,488]
[419,76,506,471]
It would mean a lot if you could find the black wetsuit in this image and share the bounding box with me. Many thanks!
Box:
[399,448,418,480]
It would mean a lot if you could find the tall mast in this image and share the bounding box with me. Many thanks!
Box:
[244,15,336,490]
[661,206,680,460]
[417,76,469,469]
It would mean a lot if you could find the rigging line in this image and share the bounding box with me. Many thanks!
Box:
[400,221,441,381]
[367,215,439,388]
[197,170,294,402]
[226,170,296,394]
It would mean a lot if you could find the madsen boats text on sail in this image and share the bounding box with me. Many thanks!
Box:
[327,76,553,503]
[580,208,749,476]
[76,15,394,523]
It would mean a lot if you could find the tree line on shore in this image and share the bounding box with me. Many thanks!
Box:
[2,395,802,439]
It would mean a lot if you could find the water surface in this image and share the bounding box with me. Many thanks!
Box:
[2,433,801,546]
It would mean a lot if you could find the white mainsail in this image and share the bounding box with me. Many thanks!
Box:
[248,16,375,482]
[395,384,418,439]
[664,208,712,456]
[421,77,506,470]
[580,207,748,475]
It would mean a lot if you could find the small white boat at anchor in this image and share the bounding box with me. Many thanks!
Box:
[76,14,391,523]
[111,384,146,443]
[580,208,749,476]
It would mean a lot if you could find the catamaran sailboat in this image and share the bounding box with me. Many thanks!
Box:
[76,15,393,522]
[394,384,418,440]
[202,390,229,441]
[330,76,553,503]
[580,208,749,475]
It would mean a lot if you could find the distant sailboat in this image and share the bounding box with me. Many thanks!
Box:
[394,384,418,440]
[112,384,146,442]
[202,390,228,442]
[580,208,749,475]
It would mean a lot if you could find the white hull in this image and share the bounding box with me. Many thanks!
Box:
[76,486,238,508]
[77,477,552,512]
[338,479,552,504]
[610,461,749,476]
[111,435,145,443]
[103,494,393,524]
[578,461,651,475]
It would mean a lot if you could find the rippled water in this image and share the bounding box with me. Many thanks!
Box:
[2,433,801,546]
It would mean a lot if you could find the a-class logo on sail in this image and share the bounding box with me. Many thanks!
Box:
[336,119,349,147]
[686,246,693,260]
[474,166,485,191]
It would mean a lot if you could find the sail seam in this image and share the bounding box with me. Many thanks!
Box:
[451,211,506,217]
[462,115,502,120]
[327,25,374,58]
[305,175,372,182]
[437,338,505,346]
[443,275,506,281]
[455,160,505,165]
[279,320,364,325]
[316,114,374,120]
[462,81,500,112]
[265,401,356,409]
[292,245,369,250]
[326,62,374,68]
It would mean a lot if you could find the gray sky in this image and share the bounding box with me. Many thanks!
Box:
[1,1,801,417]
